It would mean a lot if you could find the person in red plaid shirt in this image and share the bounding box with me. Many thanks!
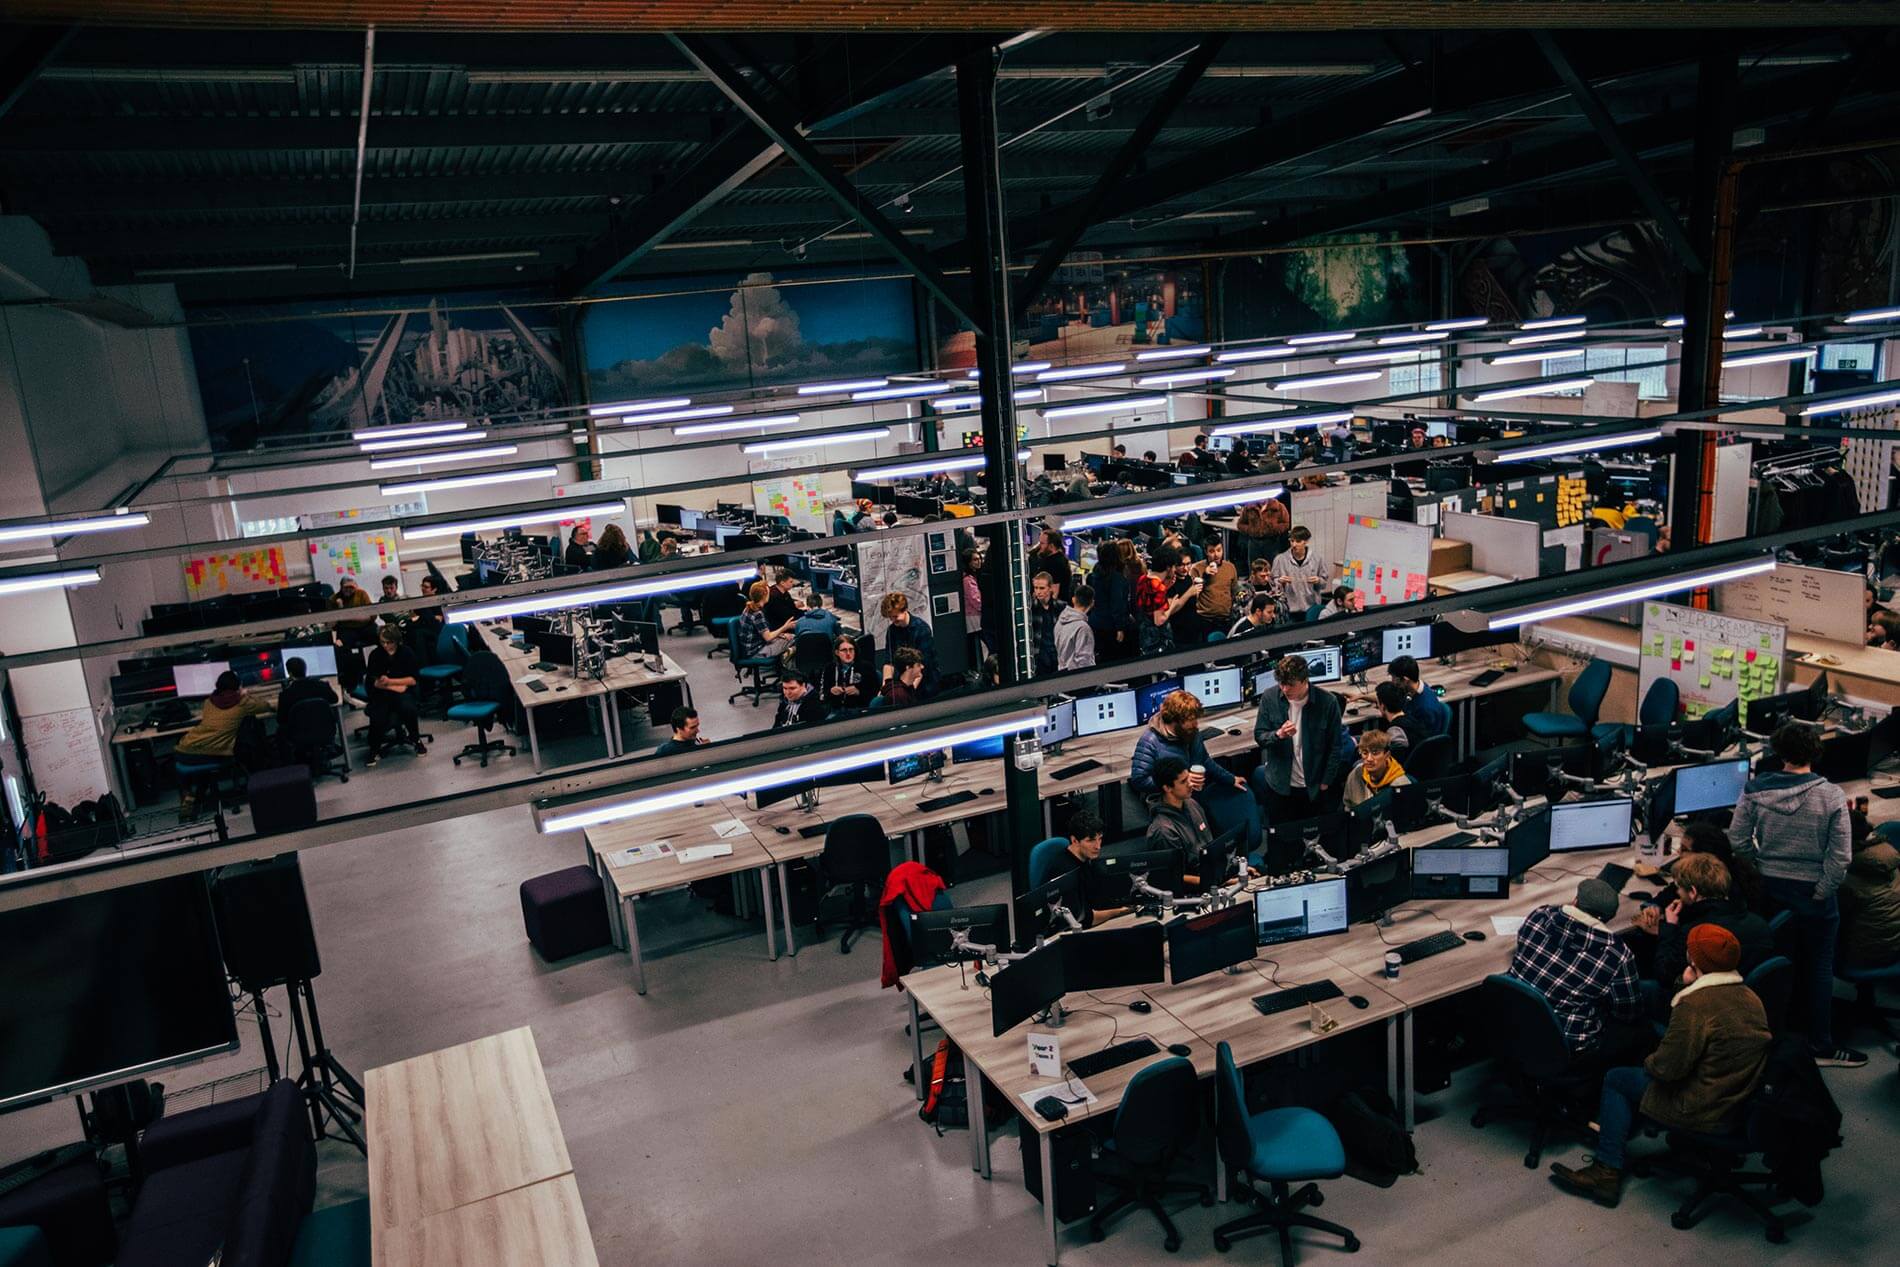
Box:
[1508,879,1646,1061]
[1134,543,1200,656]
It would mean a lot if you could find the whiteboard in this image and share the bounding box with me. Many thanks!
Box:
[308,530,402,591]
[1341,514,1432,606]
[856,534,929,646]
[752,474,828,532]
[1442,511,1541,580]
[1716,564,1864,644]
[21,707,109,807]
[1638,601,1786,725]
[1290,480,1387,569]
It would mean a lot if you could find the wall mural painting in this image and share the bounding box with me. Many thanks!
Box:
[938,253,1208,368]
[1218,236,1431,342]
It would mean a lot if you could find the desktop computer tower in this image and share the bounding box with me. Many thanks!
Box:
[1021,1127,1094,1223]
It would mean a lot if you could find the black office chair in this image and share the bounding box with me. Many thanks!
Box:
[701,586,745,659]
[1629,1093,1795,1243]
[1746,955,1796,1035]
[792,631,835,681]
[1405,734,1454,780]
[814,814,891,954]
[1469,974,1598,1167]
[1088,1056,1210,1252]
[282,697,348,784]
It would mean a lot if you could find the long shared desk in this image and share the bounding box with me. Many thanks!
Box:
[109,678,352,809]
[471,621,691,770]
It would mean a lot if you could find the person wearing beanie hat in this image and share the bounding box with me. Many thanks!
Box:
[1508,887,1644,1060]
[1552,923,1771,1207]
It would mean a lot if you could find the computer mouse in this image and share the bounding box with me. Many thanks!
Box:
[1166,1043,1192,1058]
[774,826,790,835]
[1628,890,1654,904]
[1463,930,1487,941]
[1034,1096,1068,1122]
[1348,995,1369,1010]
[1128,999,1152,1014]
[981,787,995,795]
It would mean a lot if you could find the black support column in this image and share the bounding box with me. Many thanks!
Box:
[957,44,1044,898]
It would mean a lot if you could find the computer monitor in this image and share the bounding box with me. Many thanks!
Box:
[1166,904,1257,984]
[474,557,501,585]
[1252,876,1350,946]
[513,614,553,637]
[1197,828,1242,891]
[888,750,946,785]
[1548,796,1635,852]
[1249,665,1278,698]
[1509,744,1594,797]
[1013,870,1086,948]
[1299,645,1342,684]
[1043,453,1067,473]
[1060,924,1166,992]
[910,905,1010,966]
[1036,699,1077,748]
[279,643,338,679]
[528,631,574,667]
[1135,678,1181,724]
[628,620,661,659]
[1183,667,1244,712]
[1672,757,1751,815]
[1382,625,1432,662]
[1340,633,1381,677]
[656,503,683,526]
[1074,689,1138,737]
[1506,807,1552,876]
[1344,792,1393,856]
[1411,844,1512,899]
[991,941,1066,1036]
[1264,812,1347,877]
[1345,851,1413,924]
[1207,435,1235,453]
[1746,679,1822,734]
[1095,848,1185,905]
[171,662,226,699]
[832,581,862,612]
[950,734,1008,763]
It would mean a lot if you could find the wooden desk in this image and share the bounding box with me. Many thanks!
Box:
[365,1028,574,1239]
[740,782,892,956]
[108,681,351,807]
[478,622,689,770]
[375,1174,596,1267]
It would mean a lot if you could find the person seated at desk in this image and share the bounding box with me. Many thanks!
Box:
[772,671,830,730]
[1040,810,1129,927]
[879,511,899,529]
[1178,433,1214,471]
[880,648,928,708]
[655,706,707,757]
[822,637,870,711]
[879,592,936,693]
[1316,585,1361,621]
[1252,653,1351,821]
[564,523,592,570]
[1056,584,1095,671]
[362,624,424,767]
[1143,758,1208,888]
[849,498,877,531]
[276,655,336,720]
[1388,654,1450,739]
[329,575,377,647]
[794,593,840,640]
[1508,879,1647,1064]
[1371,681,1413,756]
[1646,854,1774,995]
[1227,592,1279,640]
[1224,444,1255,475]
[1839,827,1900,970]
[1142,450,1158,463]
[739,580,795,661]
[592,523,632,570]
[1063,467,1092,501]
[1550,924,1771,1208]
[764,569,800,631]
[1341,729,1408,809]
[175,670,274,760]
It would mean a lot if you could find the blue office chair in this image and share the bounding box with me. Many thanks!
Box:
[418,623,469,710]
[1205,630,1226,643]
[1523,658,1611,741]
[1469,974,1598,1167]
[1835,955,1900,1035]
[1089,1056,1210,1251]
[1593,676,1679,748]
[1027,837,1072,889]
[1624,515,1660,550]
[1211,1041,1357,1262]
[448,651,516,768]
[700,587,745,659]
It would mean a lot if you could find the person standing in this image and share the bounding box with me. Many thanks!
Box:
[1251,653,1350,821]
[1055,585,1096,671]
[1191,537,1238,637]
[1087,539,1138,663]
[563,523,592,570]
[879,592,937,693]
[959,548,987,666]
[1032,528,1072,600]
[1271,525,1330,620]
[1729,723,1864,1066]
[1135,544,1200,657]
[1029,571,1061,676]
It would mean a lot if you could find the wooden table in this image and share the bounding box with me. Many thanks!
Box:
[476,621,690,769]
[366,1027,591,1266]
[109,679,351,807]
[740,782,892,956]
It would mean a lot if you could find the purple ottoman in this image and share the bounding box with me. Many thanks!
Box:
[520,866,612,961]
[0,1159,115,1267]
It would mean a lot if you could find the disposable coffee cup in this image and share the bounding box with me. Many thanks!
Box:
[1384,952,1402,980]
[1189,764,1206,778]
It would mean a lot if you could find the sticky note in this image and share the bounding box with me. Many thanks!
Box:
[1700,675,1712,688]
[1683,649,1696,663]
[1745,649,1756,663]
[1685,639,1696,652]
[1672,660,1682,671]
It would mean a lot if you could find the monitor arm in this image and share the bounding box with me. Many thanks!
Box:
[1045,900,1084,934]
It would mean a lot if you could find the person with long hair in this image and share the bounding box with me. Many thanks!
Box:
[1086,539,1136,663]
[592,523,632,569]
[737,579,794,661]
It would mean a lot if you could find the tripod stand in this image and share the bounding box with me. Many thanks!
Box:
[245,976,364,1152]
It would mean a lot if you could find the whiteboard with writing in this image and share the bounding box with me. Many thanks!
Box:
[1638,601,1786,725]
[1716,564,1863,644]
[1290,480,1387,569]
[21,707,109,807]
[1341,514,1432,606]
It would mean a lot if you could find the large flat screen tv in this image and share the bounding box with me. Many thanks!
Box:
[0,872,238,1112]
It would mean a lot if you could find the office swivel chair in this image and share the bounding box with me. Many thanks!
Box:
[1627,1092,1796,1243]
[792,631,834,681]
[814,815,891,954]
[726,622,783,707]
[1469,975,1598,1167]
[1211,1041,1358,1263]
[1404,734,1454,781]
[1522,658,1611,742]
[1747,956,1795,1035]
[1594,677,1679,749]
[448,651,517,768]
[1027,837,1072,889]
[1088,1057,1211,1252]
[701,587,744,659]
[283,698,348,784]
[418,623,470,711]
[1834,955,1900,1037]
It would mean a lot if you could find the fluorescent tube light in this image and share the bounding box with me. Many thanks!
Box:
[1722,325,1764,339]
[358,429,492,452]
[1722,347,1818,369]
[369,444,518,471]
[743,428,890,455]
[0,510,149,544]
[402,503,627,541]
[935,396,984,411]
[1464,377,1594,402]
[1844,306,1900,324]
[448,563,759,627]
[351,420,468,441]
[1333,349,1427,366]
[1659,310,1733,328]
[588,397,692,418]
[1037,362,1127,382]
[1520,316,1586,330]
[1799,386,1900,417]
[1486,558,1775,630]
[537,709,1045,834]
[851,381,971,401]
[1507,330,1584,346]
[1134,345,1211,362]
[1210,410,1354,438]
[1376,331,1448,346]
[853,453,988,481]
[1487,346,1584,365]
[1425,317,1488,332]
[1135,368,1235,387]
[1215,346,1298,364]
[673,413,803,436]
[0,568,102,597]
[1492,429,1663,464]
[379,466,557,497]
[1286,331,1355,346]
[1013,362,1052,375]
[606,404,734,426]
[1060,484,1286,532]
[1273,370,1381,391]
[1040,395,1169,421]
[796,378,888,395]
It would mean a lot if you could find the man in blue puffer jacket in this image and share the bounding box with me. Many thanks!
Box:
[1130,688,1262,853]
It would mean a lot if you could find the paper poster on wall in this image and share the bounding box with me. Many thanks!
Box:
[300,502,426,530]
[183,547,290,600]
[552,479,632,540]
[857,534,929,645]
[1638,601,1785,726]
[752,474,828,532]
[309,531,401,591]
[1341,514,1431,606]
[20,707,109,808]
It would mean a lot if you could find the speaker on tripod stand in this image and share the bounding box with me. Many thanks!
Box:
[211,853,364,1152]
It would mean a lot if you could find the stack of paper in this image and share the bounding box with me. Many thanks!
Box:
[677,843,735,864]
[608,841,673,867]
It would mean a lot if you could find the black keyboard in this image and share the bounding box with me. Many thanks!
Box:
[1436,832,1477,848]
[1396,930,1465,964]
[917,789,980,812]
[1068,1038,1160,1079]
[1597,862,1633,893]
[1251,980,1344,1017]
[798,823,829,838]
[1051,758,1105,781]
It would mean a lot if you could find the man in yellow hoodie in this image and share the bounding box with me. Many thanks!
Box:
[1341,730,1409,809]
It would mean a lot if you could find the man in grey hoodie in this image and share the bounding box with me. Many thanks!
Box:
[1055,585,1096,671]
[1729,722,1864,1067]
[1144,757,1210,886]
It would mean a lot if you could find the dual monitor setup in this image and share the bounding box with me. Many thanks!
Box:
[168,642,340,699]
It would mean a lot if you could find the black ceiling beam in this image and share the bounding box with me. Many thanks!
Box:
[0,25,73,120]
[1532,30,1701,273]
[56,213,607,259]
[0,112,720,151]
[3,171,662,217]
[669,32,982,333]
[1009,36,1225,322]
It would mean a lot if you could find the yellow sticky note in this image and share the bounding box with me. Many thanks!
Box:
[1700,675,1712,689]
